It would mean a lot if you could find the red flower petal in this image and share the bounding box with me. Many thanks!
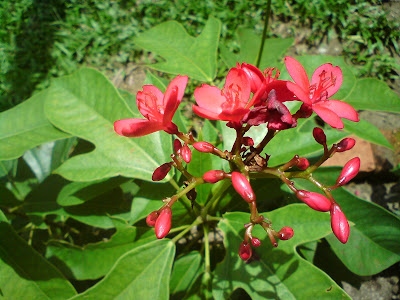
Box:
[311,64,343,98]
[194,85,225,114]
[163,75,188,122]
[285,56,310,92]
[286,82,311,105]
[224,68,251,106]
[316,100,359,122]
[114,119,164,137]
[312,103,344,129]
[136,86,164,121]
[192,104,221,120]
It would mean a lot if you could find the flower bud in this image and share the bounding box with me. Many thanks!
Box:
[239,63,264,93]
[155,207,172,239]
[242,137,254,147]
[152,163,172,181]
[193,141,214,153]
[173,139,182,154]
[336,157,360,186]
[297,157,309,170]
[251,237,261,248]
[313,127,326,145]
[296,190,331,212]
[336,138,356,152]
[278,227,294,240]
[181,143,192,163]
[146,211,159,227]
[231,172,256,203]
[203,170,226,183]
[330,203,350,244]
[238,241,252,261]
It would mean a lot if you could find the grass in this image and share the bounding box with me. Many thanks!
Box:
[1,0,399,111]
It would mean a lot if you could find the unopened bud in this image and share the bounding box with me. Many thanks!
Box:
[155,207,172,239]
[231,172,256,203]
[173,139,182,154]
[313,127,326,145]
[278,227,294,240]
[238,241,252,261]
[251,237,261,247]
[330,203,350,244]
[193,141,214,153]
[296,190,331,212]
[203,170,226,183]
[297,157,309,170]
[336,138,356,152]
[181,144,192,163]
[146,211,159,227]
[242,137,254,147]
[152,163,172,181]
[336,157,360,186]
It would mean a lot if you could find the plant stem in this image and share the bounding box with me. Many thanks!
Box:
[203,222,211,276]
[256,0,272,68]
[171,217,202,243]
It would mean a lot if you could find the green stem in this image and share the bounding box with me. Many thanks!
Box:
[168,178,199,216]
[171,217,202,243]
[256,0,272,68]
[202,179,232,218]
[203,223,211,276]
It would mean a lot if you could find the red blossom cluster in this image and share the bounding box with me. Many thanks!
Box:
[114,57,360,261]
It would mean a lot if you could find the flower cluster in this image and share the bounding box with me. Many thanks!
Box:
[114,57,360,261]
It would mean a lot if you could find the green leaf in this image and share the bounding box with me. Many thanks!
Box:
[71,239,175,300]
[343,118,393,149]
[266,119,348,166]
[295,168,400,275]
[46,219,157,280]
[213,204,350,299]
[44,68,172,182]
[0,90,70,161]
[57,177,131,206]
[343,78,400,112]
[170,252,202,295]
[220,28,294,70]
[144,70,169,92]
[134,17,221,81]
[213,205,350,299]
[0,212,76,299]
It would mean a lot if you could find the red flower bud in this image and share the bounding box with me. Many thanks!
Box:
[313,127,326,145]
[193,141,214,153]
[239,241,252,261]
[181,144,192,163]
[203,170,226,183]
[242,137,254,147]
[278,227,294,240]
[336,157,360,186]
[297,157,309,170]
[173,139,182,154]
[330,203,350,244]
[231,172,255,203]
[239,62,264,94]
[336,138,356,152]
[146,211,159,227]
[251,237,261,248]
[155,207,172,239]
[152,163,172,181]
[296,190,332,212]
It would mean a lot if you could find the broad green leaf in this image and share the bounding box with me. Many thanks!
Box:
[213,205,349,299]
[343,78,400,112]
[46,219,156,280]
[144,70,169,92]
[57,177,131,206]
[0,183,21,207]
[220,28,294,70]
[0,90,70,161]
[134,17,221,81]
[170,252,202,295]
[71,239,175,300]
[295,168,400,275]
[266,119,348,166]
[44,68,172,182]
[343,118,393,149]
[23,175,130,229]
[0,211,76,299]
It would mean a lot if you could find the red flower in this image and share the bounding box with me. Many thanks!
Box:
[114,75,188,137]
[192,68,257,127]
[330,203,350,244]
[285,56,359,129]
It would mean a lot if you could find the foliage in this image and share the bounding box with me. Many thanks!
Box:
[1,15,399,300]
